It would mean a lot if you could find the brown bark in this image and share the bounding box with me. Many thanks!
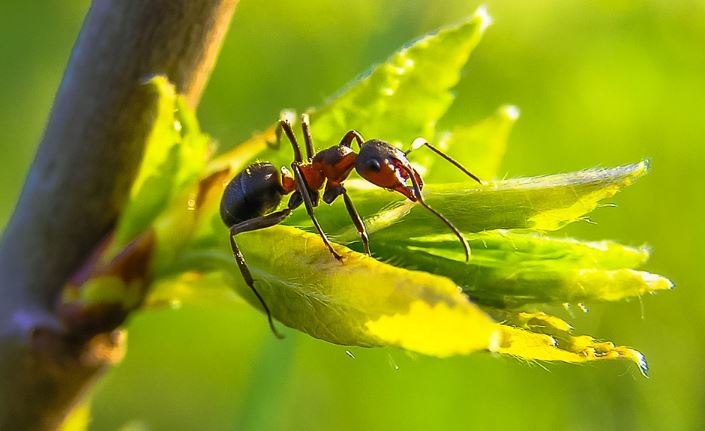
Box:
[0,1,238,429]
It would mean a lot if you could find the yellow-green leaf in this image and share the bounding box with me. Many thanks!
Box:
[488,309,649,376]
[370,232,672,307]
[291,161,650,241]
[253,8,492,169]
[114,76,210,250]
[176,225,498,356]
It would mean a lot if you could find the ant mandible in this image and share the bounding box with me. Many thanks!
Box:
[220,114,483,338]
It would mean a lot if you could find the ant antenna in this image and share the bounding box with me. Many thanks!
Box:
[401,160,472,262]
[407,138,484,185]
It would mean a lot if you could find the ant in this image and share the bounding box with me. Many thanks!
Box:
[220,114,483,338]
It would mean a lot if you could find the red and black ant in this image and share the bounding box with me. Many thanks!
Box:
[220,114,483,337]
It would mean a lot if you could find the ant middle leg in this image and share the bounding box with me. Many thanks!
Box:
[342,191,371,255]
[323,184,371,256]
[228,208,293,338]
[290,163,343,261]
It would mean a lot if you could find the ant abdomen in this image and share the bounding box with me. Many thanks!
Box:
[220,162,284,227]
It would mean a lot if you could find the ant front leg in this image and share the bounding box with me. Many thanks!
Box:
[323,185,371,255]
[300,113,315,161]
[277,115,304,163]
[291,163,343,261]
[269,111,295,151]
[228,208,292,339]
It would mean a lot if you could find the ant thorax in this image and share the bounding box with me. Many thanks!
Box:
[311,145,357,185]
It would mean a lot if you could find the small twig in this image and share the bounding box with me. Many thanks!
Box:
[0,1,238,429]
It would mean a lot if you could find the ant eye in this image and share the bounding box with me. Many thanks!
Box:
[366,159,381,172]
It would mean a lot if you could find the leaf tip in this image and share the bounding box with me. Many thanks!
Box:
[474,5,493,34]
[630,159,651,180]
[637,352,650,378]
[643,272,675,292]
[618,347,649,378]
[500,104,521,121]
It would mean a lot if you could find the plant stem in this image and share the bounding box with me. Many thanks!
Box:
[0,1,237,429]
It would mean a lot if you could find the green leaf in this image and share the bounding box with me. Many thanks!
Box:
[254,9,491,168]
[287,161,650,241]
[488,309,649,376]
[176,225,498,356]
[59,398,91,431]
[314,11,489,145]
[371,232,672,307]
[147,272,243,310]
[113,76,210,251]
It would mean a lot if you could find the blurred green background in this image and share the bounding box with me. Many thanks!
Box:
[2,1,704,430]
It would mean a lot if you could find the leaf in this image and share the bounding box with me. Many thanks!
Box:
[175,224,498,356]
[168,218,660,370]
[113,76,211,250]
[59,398,91,431]
[147,272,243,309]
[287,161,650,241]
[371,232,672,307]
[252,9,491,169]
[487,309,649,376]
[314,10,489,145]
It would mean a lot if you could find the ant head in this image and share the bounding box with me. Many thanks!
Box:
[354,140,422,201]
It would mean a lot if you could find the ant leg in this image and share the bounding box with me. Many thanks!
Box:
[229,208,292,339]
[322,185,370,255]
[301,113,315,160]
[342,190,371,255]
[401,160,471,263]
[338,130,365,149]
[406,139,484,185]
[270,111,293,150]
[291,163,343,261]
[278,117,304,163]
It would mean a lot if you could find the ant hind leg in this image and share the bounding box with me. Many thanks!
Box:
[228,208,292,338]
